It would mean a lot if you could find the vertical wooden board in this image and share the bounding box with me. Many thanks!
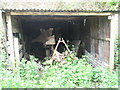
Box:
[90,18,93,37]
[91,38,96,57]
[98,40,105,62]
[0,11,4,54]
[90,38,92,55]
[19,19,26,59]
[105,20,110,39]
[12,16,20,33]
[12,16,20,62]
[102,40,108,63]
[1,13,8,43]
[100,40,110,64]
[98,17,110,63]
[84,19,91,52]
[109,14,119,70]
[14,37,20,64]
[103,17,107,39]
[89,16,111,67]
[0,11,7,51]
[94,39,99,58]
[91,17,99,38]
[91,17,96,38]
[105,41,110,63]
[95,17,99,38]
[12,16,25,61]
[90,17,99,57]
[99,17,106,39]
[6,15,15,68]
[98,17,102,39]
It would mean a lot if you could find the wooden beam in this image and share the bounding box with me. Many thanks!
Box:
[14,37,20,65]
[6,14,15,69]
[20,16,84,21]
[109,14,119,71]
[10,12,112,16]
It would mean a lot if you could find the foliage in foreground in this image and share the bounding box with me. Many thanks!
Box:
[114,36,120,69]
[40,56,118,88]
[0,53,118,88]
[0,56,40,88]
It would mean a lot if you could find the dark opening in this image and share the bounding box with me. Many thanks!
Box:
[20,15,90,60]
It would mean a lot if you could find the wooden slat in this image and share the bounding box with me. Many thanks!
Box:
[10,12,112,16]
[85,50,109,68]
[6,15,15,69]
[14,37,20,65]
[110,14,119,71]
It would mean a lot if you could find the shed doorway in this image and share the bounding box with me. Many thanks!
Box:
[11,15,110,64]
[20,16,85,60]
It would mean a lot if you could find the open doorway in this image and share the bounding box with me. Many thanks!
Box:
[20,16,87,60]
[11,15,110,64]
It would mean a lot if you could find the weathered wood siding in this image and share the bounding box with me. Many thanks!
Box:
[110,13,119,70]
[0,11,4,53]
[85,17,110,67]
[11,16,25,61]
[0,12,11,56]
[98,17,110,64]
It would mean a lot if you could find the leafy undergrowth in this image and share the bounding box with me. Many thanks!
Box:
[114,36,120,69]
[40,56,118,88]
[0,54,118,88]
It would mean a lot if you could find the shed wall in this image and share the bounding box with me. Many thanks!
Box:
[109,13,119,70]
[11,16,25,61]
[2,12,118,69]
[85,17,110,67]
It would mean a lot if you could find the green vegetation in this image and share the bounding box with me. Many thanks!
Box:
[114,36,120,69]
[40,56,118,88]
[0,53,118,88]
[0,30,118,88]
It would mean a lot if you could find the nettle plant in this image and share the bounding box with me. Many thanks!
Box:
[0,37,118,88]
[0,55,41,88]
[40,55,118,88]
[0,53,118,88]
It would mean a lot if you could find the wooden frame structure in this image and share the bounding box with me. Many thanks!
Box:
[10,12,112,16]
[0,10,119,70]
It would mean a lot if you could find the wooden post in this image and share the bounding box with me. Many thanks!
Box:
[0,10,5,56]
[6,14,15,69]
[110,14,119,71]
[14,37,20,65]
[0,10,3,46]
[10,12,112,16]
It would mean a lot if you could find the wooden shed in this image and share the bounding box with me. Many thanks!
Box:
[0,1,119,70]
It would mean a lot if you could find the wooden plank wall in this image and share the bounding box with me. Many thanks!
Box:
[86,17,110,67]
[98,17,110,64]
[6,15,15,68]
[11,16,25,61]
[110,13,119,70]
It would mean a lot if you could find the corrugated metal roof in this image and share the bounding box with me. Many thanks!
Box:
[1,8,119,12]
[0,1,119,12]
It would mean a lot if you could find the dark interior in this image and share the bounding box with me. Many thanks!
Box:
[20,15,90,60]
